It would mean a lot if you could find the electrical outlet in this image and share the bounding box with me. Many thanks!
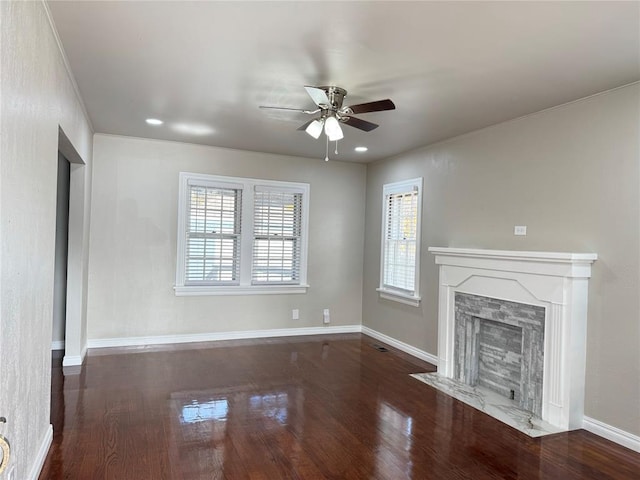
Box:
[514,225,527,236]
[323,308,330,324]
[292,309,299,320]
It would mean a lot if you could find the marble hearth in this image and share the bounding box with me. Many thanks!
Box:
[427,247,597,433]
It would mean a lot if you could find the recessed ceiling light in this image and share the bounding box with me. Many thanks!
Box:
[354,146,368,152]
[145,118,163,126]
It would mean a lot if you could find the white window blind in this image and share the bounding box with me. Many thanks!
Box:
[252,187,303,284]
[185,184,241,285]
[175,173,310,295]
[379,178,422,304]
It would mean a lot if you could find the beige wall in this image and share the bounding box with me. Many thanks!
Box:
[363,84,640,436]
[88,135,366,339]
[0,2,93,478]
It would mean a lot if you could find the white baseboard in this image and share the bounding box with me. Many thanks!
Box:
[51,340,65,350]
[87,325,362,349]
[28,424,53,480]
[62,355,82,367]
[62,344,87,367]
[361,325,439,366]
[583,416,640,453]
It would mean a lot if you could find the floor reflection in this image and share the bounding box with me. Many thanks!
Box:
[169,386,299,477]
[375,401,414,478]
[250,392,289,425]
[181,398,229,424]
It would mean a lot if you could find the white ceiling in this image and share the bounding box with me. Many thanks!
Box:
[48,1,640,163]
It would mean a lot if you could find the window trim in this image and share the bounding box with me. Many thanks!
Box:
[182,177,243,286]
[252,185,305,286]
[378,177,423,306]
[175,172,310,296]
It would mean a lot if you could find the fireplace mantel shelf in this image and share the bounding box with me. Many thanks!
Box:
[429,247,597,279]
[428,247,597,263]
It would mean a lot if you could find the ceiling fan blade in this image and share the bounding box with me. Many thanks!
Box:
[345,99,396,115]
[259,106,319,114]
[304,86,331,107]
[341,116,379,132]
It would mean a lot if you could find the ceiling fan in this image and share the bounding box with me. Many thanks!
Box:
[259,86,395,144]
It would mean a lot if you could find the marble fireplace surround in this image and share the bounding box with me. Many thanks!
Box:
[429,247,597,431]
[454,292,546,417]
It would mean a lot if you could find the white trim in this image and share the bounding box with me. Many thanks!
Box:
[379,177,423,299]
[28,424,53,480]
[88,326,441,367]
[382,178,422,195]
[174,284,309,296]
[175,172,310,293]
[51,340,65,351]
[583,416,640,453]
[428,247,597,265]
[186,177,244,190]
[361,326,438,366]
[88,325,361,349]
[376,288,421,306]
[62,344,86,367]
[62,355,82,367]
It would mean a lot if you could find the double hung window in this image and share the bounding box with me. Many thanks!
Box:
[252,186,304,284]
[175,173,309,295]
[184,181,242,285]
[378,178,422,306]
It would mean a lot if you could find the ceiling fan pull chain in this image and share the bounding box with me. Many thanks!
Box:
[325,134,329,162]
[335,140,339,155]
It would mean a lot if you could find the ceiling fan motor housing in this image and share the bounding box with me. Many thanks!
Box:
[319,86,347,111]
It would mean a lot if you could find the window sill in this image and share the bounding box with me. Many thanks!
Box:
[376,288,421,307]
[174,284,310,296]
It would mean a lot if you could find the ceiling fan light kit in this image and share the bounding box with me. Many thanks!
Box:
[324,116,344,141]
[305,119,324,139]
[260,85,395,160]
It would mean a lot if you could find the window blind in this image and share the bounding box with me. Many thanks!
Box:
[382,189,418,293]
[252,187,303,284]
[185,185,241,284]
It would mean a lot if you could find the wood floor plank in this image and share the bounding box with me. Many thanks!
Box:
[40,334,640,479]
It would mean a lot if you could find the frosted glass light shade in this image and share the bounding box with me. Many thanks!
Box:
[305,119,324,139]
[324,116,344,141]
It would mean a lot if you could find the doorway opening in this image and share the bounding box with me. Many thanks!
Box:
[52,152,71,353]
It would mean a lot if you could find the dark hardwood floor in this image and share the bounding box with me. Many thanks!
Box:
[40,334,639,479]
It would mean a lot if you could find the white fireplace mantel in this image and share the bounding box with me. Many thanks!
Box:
[429,247,597,431]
